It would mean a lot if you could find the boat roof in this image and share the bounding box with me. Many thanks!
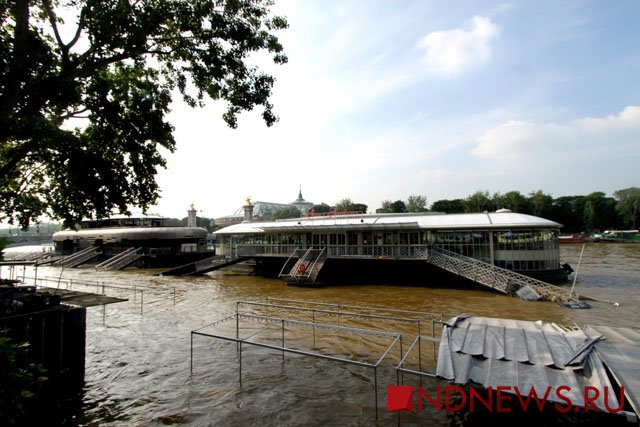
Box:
[213,211,562,235]
[82,214,166,221]
[53,227,208,240]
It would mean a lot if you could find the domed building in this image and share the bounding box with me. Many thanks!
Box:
[291,187,313,215]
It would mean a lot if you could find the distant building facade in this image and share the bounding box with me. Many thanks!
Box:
[214,189,314,227]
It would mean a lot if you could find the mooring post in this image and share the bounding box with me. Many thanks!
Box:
[281,319,285,361]
[569,243,586,300]
[236,310,240,353]
[312,309,316,349]
[140,290,144,315]
[418,321,423,375]
[239,341,243,386]
[374,366,378,423]
[396,367,402,426]
[190,333,193,374]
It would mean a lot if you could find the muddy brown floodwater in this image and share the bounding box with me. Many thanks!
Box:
[4,243,639,425]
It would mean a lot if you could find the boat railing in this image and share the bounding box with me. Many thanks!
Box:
[236,244,299,257]
[236,244,431,260]
[278,248,307,277]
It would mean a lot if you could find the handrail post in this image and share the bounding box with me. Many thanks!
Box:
[281,319,285,361]
[239,341,242,386]
[374,366,378,422]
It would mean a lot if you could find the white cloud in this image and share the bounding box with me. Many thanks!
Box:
[417,16,499,76]
[472,120,571,163]
[577,106,640,133]
[471,106,640,167]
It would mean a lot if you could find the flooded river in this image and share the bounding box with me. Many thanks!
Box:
[3,243,639,425]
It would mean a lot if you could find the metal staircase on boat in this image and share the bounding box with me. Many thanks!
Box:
[95,247,144,271]
[425,246,581,304]
[8,251,43,261]
[279,247,327,286]
[53,246,102,268]
[6,251,61,265]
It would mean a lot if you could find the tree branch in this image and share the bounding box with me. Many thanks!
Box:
[65,6,87,51]
[42,0,66,53]
[59,107,90,121]
[0,139,41,181]
[0,0,31,133]
[59,51,132,82]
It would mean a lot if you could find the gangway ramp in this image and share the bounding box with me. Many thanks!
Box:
[279,247,327,286]
[425,246,582,305]
[159,256,249,276]
[6,251,43,262]
[53,246,102,268]
[96,247,144,271]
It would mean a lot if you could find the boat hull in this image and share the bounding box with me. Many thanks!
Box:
[244,256,569,285]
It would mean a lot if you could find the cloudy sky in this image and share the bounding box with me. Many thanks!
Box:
[153,0,640,219]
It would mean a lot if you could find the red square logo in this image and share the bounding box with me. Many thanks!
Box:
[387,385,414,412]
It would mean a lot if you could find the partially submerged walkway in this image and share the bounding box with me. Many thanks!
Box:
[159,256,249,276]
[425,246,583,305]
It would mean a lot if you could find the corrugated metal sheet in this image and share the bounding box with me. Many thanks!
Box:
[436,315,620,411]
[586,325,640,416]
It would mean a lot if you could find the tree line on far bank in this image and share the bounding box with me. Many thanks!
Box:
[4,188,637,236]
[301,188,639,233]
[368,188,639,233]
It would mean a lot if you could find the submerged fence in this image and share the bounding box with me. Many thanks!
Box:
[190,299,451,421]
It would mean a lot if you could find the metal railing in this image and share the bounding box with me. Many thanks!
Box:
[279,247,327,285]
[426,247,580,303]
[277,248,307,277]
[191,312,403,421]
[95,247,144,270]
[190,299,453,422]
[23,275,178,315]
[237,243,431,259]
[53,246,102,268]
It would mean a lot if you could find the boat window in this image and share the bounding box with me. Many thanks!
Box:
[347,232,358,246]
[329,233,346,245]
